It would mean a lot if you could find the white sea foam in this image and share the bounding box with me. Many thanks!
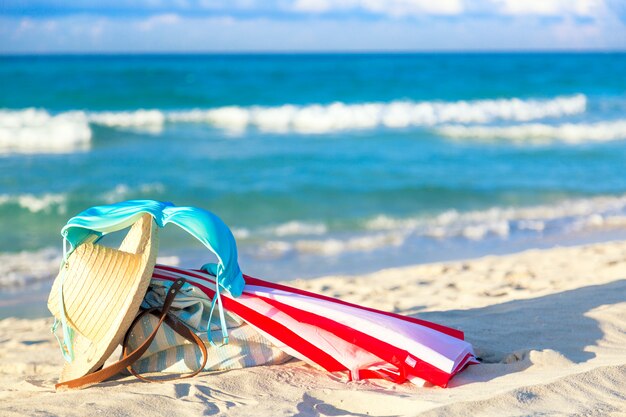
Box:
[0,185,163,215]
[0,192,67,213]
[257,232,406,258]
[0,244,180,290]
[252,194,626,259]
[366,194,626,241]
[292,233,406,255]
[438,120,626,143]
[0,248,61,288]
[4,194,626,286]
[266,221,328,237]
[163,94,587,133]
[168,107,251,130]
[88,110,166,133]
[0,95,588,145]
[233,221,328,241]
[0,108,91,154]
[232,228,252,239]
[102,183,166,203]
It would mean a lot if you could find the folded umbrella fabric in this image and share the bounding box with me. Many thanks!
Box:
[151,264,478,387]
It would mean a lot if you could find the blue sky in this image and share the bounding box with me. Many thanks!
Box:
[1,0,626,53]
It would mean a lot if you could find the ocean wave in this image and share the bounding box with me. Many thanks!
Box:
[0,184,164,215]
[292,233,406,255]
[0,248,61,288]
[366,194,626,240]
[265,221,328,237]
[0,108,91,154]
[438,120,626,143]
[3,194,626,283]
[0,248,181,289]
[163,94,587,133]
[251,194,626,258]
[0,95,588,147]
[0,193,67,213]
[233,221,328,241]
[101,183,166,204]
[88,110,166,133]
[256,232,405,258]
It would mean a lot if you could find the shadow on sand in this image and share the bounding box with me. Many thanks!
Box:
[416,279,626,385]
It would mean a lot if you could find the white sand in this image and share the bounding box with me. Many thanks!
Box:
[1,241,625,416]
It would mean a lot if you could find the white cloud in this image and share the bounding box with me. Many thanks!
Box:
[136,13,182,32]
[493,0,605,17]
[18,19,35,32]
[290,0,610,18]
[89,19,105,39]
[292,0,464,17]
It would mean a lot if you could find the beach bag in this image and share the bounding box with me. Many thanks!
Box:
[124,276,291,375]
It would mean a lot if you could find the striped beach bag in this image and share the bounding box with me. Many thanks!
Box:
[124,271,292,375]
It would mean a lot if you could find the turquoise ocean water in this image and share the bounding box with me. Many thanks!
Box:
[1,53,626,316]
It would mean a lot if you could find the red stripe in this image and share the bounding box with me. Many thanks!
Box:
[356,368,406,384]
[452,352,479,374]
[157,265,217,282]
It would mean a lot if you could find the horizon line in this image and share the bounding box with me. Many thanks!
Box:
[2,49,626,56]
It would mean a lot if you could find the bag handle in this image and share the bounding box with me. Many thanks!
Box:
[55,278,208,390]
[60,200,244,296]
[121,309,208,383]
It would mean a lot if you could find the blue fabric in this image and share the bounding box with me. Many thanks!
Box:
[60,200,245,296]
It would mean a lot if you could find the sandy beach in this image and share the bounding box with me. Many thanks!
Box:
[1,240,625,416]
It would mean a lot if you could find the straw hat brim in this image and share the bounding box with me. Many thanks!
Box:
[47,214,158,382]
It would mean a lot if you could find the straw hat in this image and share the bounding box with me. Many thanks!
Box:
[47,213,158,382]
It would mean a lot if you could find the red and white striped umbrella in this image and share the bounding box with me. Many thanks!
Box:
[152,264,478,387]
